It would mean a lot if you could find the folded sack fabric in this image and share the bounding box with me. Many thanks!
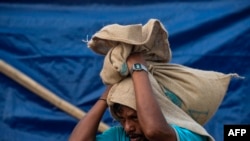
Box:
[88,19,172,84]
[87,18,172,63]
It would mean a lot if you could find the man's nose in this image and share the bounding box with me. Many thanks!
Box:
[124,120,135,132]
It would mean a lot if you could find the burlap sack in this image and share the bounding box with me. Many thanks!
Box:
[86,19,240,140]
[147,62,239,125]
[107,74,215,141]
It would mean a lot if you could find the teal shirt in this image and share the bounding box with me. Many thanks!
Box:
[96,124,208,141]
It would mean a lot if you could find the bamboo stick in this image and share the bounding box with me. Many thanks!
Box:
[0,59,109,132]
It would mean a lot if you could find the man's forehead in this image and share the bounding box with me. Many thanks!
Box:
[119,105,137,115]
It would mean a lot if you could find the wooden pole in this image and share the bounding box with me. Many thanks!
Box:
[0,59,109,132]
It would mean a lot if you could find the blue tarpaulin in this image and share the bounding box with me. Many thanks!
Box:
[0,0,250,141]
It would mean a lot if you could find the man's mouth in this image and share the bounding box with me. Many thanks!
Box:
[129,134,143,141]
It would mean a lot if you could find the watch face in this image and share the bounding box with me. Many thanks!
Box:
[134,63,142,69]
[130,63,147,74]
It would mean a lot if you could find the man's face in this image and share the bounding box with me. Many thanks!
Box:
[115,105,148,141]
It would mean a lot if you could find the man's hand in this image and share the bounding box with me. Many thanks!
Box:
[68,85,112,141]
[126,53,147,71]
[100,85,112,100]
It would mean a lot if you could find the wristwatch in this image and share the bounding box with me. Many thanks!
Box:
[130,63,148,74]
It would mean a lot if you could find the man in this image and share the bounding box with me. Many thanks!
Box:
[69,53,208,141]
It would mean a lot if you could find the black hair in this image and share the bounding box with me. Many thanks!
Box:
[112,103,123,116]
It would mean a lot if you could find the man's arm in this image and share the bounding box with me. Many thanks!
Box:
[68,86,111,141]
[126,53,176,141]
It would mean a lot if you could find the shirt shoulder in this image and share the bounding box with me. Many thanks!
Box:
[96,126,130,141]
[171,124,208,141]
[97,124,208,141]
